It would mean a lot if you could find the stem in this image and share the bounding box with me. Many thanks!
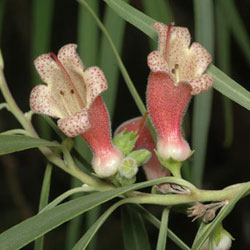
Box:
[124,182,250,206]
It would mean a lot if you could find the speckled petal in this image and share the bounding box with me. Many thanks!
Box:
[189,42,212,75]
[153,22,168,55]
[57,44,84,70]
[84,66,108,104]
[34,54,58,83]
[167,26,191,69]
[147,51,169,73]
[58,110,90,137]
[30,85,61,117]
[189,74,213,95]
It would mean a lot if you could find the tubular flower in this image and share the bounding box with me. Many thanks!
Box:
[147,22,213,162]
[115,117,169,180]
[30,44,122,177]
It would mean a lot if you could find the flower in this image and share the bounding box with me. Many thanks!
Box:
[115,116,169,180]
[30,44,122,177]
[147,22,213,162]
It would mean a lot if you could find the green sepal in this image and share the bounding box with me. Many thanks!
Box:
[127,149,151,166]
[113,130,138,156]
[154,150,182,178]
[116,173,136,186]
[213,223,234,246]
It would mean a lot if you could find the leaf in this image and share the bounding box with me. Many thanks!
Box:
[103,0,157,40]
[102,0,250,112]
[72,202,121,250]
[192,0,214,187]
[122,205,151,250]
[133,205,191,250]
[223,0,250,66]
[34,163,53,250]
[156,208,170,250]
[192,182,250,249]
[208,65,250,111]
[100,1,128,118]
[0,135,60,155]
[32,0,54,139]
[0,177,174,249]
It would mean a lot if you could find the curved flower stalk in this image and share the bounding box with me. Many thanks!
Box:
[115,116,169,180]
[30,44,122,177]
[147,22,213,164]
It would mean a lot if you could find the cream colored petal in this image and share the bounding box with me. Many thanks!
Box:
[83,66,108,105]
[147,51,169,73]
[189,74,213,95]
[30,85,61,118]
[57,44,84,70]
[189,42,212,75]
[58,110,90,137]
[167,26,191,69]
[153,22,168,55]
[34,54,58,83]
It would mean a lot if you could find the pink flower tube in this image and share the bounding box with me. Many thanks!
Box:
[115,117,169,180]
[30,44,122,177]
[147,22,213,162]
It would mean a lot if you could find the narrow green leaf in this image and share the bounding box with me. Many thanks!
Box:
[0,177,173,249]
[156,208,170,250]
[0,135,60,155]
[133,205,191,250]
[216,0,233,148]
[192,183,250,249]
[192,0,214,187]
[31,0,54,139]
[72,201,122,250]
[65,178,85,250]
[85,206,101,250]
[143,0,173,24]
[122,205,151,250]
[208,65,250,111]
[34,163,52,250]
[103,0,157,40]
[223,0,250,66]
[77,0,98,67]
[100,1,128,118]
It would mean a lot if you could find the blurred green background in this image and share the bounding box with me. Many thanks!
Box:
[0,0,250,249]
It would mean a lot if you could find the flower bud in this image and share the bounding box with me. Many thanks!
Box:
[127,149,151,167]
[113,130,138,156]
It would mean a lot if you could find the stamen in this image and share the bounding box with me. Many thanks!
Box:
[136,111,148,136]
[60,90,64,96]
[49,52,85,109]
[174,64,180,83]
[70,89,74,94]
[165,21,175,60]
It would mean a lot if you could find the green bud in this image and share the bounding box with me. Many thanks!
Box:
[113,130,138,156]
[127,149,151,166]
[119,157,138,179]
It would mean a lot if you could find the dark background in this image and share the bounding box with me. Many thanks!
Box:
[0,0,250,249]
